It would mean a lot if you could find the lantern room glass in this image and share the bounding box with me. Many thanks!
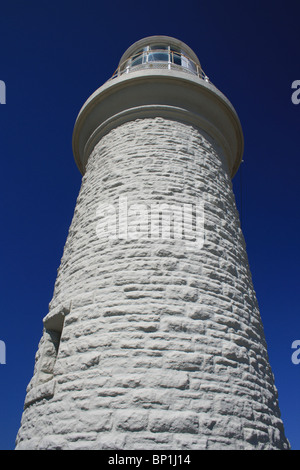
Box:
[120,43,200,77]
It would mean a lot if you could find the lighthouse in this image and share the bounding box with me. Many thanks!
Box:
[15,36,289,450]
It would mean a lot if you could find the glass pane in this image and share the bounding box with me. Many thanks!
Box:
[148,52,169,62]
[187,59,197,73]
[131,52,144,67]
[150,44,168,50]
[181,55,189,69]
[131,55,143,67]
[173,53,182,65]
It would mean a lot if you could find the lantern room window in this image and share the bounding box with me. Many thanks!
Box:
[119,43,203,78]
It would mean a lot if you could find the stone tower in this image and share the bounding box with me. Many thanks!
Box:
[16,36,289,450]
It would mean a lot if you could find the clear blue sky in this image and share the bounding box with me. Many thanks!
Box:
[0,0,299,450]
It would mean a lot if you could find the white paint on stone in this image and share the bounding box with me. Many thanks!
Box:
[15,36,290,450]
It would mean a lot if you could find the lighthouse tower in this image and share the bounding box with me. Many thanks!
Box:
[16,36,289,450]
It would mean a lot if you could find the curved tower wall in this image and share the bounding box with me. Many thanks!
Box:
[15,36,289,450]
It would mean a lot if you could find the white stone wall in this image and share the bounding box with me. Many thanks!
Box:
[15,117,289,450]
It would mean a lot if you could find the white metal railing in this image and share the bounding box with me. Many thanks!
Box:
[109,49,210,82]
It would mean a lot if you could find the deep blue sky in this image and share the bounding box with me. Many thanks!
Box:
[0,0,299,450]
